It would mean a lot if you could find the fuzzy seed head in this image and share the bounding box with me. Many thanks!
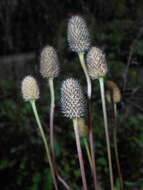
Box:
[78,118,89,137]
[106,80,121,103]
[67,16,91,52]
[86,47,108,79]
[61,78,86,119]
[21,76,39,101]
[40,46,59,78]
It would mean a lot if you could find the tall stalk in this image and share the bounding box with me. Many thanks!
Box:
[48,77,55,155]
[78,52,92,99]
[113,103,124,190]
[83,137,92,170]
[88,100,99,190]
[30,100,58,190]
[31,100,73,190]
[56,171,73,190]
[99,77,114,190]
[78,52,99,190]
[73,119,88,190]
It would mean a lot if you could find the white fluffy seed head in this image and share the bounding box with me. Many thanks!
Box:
[67,16,91,52]
[21,76,39,101]
[40,46,60,78]
[61,78,86,119]
[86,47,108,79]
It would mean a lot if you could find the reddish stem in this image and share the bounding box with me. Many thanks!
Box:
[88,99,99,190]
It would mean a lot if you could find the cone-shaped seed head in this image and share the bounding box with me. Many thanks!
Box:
[106,80,121,103]
[61,78,86,119]
[21,76,39,101]
[78,118,89,137]
[86,47,108,79]
[40,46,59,78]
[67,16,90,52]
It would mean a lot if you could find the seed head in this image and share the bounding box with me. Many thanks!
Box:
[67,16,91,52]
[21,76,39,101]
[78,118,89,137]
[86,47,108,79]
[40,46,59,78]
[61,78,86,119]
[106,80,121,103]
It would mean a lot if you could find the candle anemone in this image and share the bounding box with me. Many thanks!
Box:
[68,16,99,190]
[61,78,86,119]
[21,75,58,190]
[86,47,108,80]
[67,15,91,98]
[40,46,73,190]
[40,45,60,155]
[106,80,123,190]
[21,75,39,102]
[67,16,90,53]
[61,78,88,190]
[86,47,114,190]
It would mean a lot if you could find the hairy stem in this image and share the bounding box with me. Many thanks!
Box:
[49,77,55,156]
[30,100,58,190]
[73,119,88,190]
[83,138,92,170]
[99,77,114,190]
[113,103,124,190]
[78,52,92,99]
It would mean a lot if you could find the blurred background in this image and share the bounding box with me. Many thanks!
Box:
[0,0,143,189]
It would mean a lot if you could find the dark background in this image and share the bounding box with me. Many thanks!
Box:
[0,0,143,189]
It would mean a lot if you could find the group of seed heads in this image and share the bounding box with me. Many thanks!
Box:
[21,15,107,121]
[21,15,122,190]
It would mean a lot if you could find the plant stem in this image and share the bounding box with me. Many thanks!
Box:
[51,155,73,190]
[49,78,73,189]
[113,103,124,190]
[56,171,73,190]
[78,51,98,189]
[49,77,55,156]
[99,77,114,190]
[88,100,99,190]
[30,100,58,190]
[83,138,92,170]
[78,52,92,99]
[73,118,88,190]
